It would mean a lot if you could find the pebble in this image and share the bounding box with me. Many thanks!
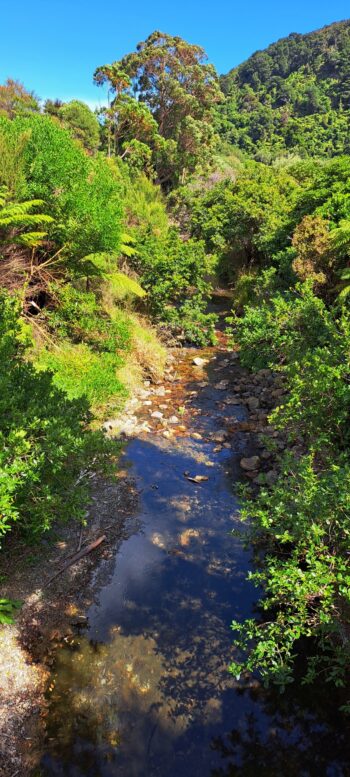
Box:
[168,415,179,424]
[154,387,166,397]
[151,411,163,419]
[214,380,229,390]
[246,397,260,411]
[265,469,278,485]
[212,430,227,443]
[240,456,261,471]
[193,357,207,367]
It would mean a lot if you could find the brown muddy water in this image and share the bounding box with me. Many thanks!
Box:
[38,341,350,777]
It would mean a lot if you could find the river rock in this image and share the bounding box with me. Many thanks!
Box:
[154,386,166,397]
[168,415,179,424]
[193,357,207,367]
[212,430,227,443]
[240,456,261,471]
[257,368,272,378]
[265,469,278,485]
[224,396,241,405]
[151,411,163,419]
[246,397,260,411]
[214,380,229,390]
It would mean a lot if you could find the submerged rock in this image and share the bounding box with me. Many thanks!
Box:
[212,430,227,443]
[214,380,229,390]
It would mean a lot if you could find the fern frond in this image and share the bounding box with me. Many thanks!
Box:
[331,220,350,252]
[15,231,49,248]
[120,232,137,257]
[0,213,53,228]
[108,271,146,299]
[81,252,116,276]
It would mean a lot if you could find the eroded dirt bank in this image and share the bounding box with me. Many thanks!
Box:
[1,341,348,776]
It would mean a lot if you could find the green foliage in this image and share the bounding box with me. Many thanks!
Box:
[218,20,350,160]
[129,225,216,342]
[231,452,350,690]
[0,115,123,265]
[57,100,100,151]
[232,282,336,369]
[179,162,298,280]
[94,31,223,185]
[231,284,350,691]
[0,184,53,249]
[0,79,39,119]
[35,283,131,406]
[35,343,126,405]
[0,292,115,542]
[118,169,217,342]
[0,598,21,624]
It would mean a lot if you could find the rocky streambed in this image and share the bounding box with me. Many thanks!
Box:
[1,342,349,777]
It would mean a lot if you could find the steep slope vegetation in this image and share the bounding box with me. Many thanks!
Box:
[218,20,350,160]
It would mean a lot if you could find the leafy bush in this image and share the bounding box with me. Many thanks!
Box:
[0,115,123,264]
[231,453,350,691]
[0,293,115,542]
[232,282,337,370]
[35,343,126,406]
[231,285,350,693]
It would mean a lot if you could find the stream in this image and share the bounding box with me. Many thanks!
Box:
[38,337,350,777]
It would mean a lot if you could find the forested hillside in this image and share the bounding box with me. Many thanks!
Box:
[1,22,350,736]
[218,19,350,160]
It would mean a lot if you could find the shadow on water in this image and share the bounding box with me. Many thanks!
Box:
[39,348,350,777]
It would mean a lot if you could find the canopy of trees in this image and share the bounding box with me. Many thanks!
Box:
[218,20,350,160]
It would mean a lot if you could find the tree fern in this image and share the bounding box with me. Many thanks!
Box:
[0,185,53,248]
[82,251,145,299]
[337,267,350,300]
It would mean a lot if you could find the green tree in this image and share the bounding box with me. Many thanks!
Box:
[58,100,101,152]
[94,31,223,185]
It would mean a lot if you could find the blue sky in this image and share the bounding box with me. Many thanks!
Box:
[1,0,349,107]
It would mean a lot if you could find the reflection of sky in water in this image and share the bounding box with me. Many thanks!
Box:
[41,354,350,777]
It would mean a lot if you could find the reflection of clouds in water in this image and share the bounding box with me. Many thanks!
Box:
[89,533,165,627]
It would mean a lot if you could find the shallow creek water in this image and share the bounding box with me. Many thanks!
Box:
[39,344,349,777]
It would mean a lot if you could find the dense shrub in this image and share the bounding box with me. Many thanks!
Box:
[232,282,336,369]
[0,293,114,542]
[0,115,123,264]
[231,285,350,693]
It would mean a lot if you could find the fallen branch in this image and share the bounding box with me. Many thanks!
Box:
[77,524,83,553]
[44,535,106,588]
